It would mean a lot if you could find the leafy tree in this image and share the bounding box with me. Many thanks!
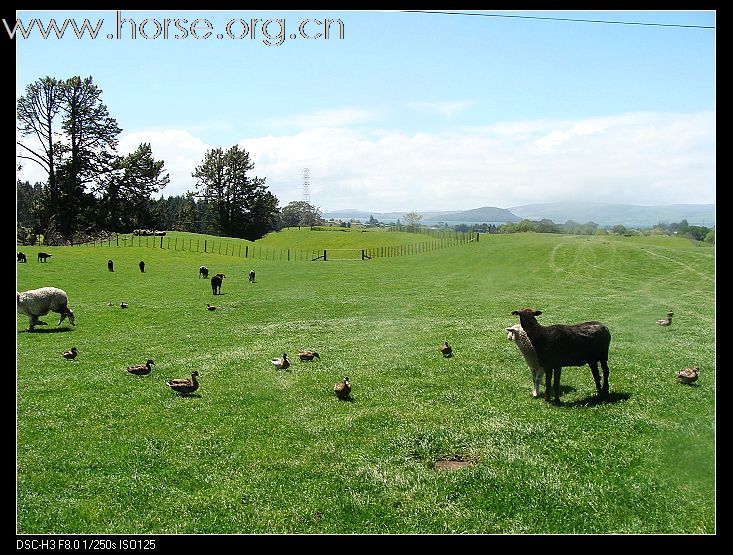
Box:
[403,211,422,228]
[57,77,121,237]
[612,224,627,235]
[97,143,169,231]
[281,201,322,228]
[192,144,278,239]
[16,77,63,217]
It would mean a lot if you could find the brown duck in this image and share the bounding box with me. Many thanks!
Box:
[440,341,453,357]
[166,371,200,395]
[334,376,351,400]
[127,359,155,376]
[62,347,78,360]
[271,353,290,370]
[298,350,320,361]
[657,311,673,326]
[676,367,699,384]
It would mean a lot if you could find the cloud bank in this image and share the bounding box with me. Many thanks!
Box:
[17,111,714,213]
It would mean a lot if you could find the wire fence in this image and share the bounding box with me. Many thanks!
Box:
[72,229,481,261]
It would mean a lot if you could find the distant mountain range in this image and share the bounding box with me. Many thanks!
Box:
[507,202,715,228]
[322,206,519,224]
[322,202,715,228]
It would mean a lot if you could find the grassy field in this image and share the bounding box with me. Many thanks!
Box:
[16,230,716,534]
[109,227,471,261]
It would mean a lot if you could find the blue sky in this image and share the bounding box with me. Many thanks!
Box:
[14,9,716,213]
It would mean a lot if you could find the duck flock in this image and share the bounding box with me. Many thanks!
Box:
[24,254,702,405]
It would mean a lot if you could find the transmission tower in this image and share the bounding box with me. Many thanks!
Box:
[301,168,311,204]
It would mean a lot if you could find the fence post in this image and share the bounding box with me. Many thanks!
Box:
[204,240,207,253]
[161,236,164,249]
[323,249,327,261]
[246,245,249,258]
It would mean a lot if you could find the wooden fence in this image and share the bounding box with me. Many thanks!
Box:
[73,231,480,261]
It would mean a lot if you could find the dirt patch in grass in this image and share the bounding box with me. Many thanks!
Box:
[434,456,475,471]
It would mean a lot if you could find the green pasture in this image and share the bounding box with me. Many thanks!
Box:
[107,227,471,261]
[16,231,716,534]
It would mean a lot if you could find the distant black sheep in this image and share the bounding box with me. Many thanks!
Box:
[248,269,256,283]
[108,259,114,272]
[139,260,145,273]
[211,273,226,295]
[17,252,27,263]
[37,252,52,262]
[511,308,611,403]
[199,266,209,279]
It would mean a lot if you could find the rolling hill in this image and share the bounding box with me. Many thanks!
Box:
[323,202,714,228]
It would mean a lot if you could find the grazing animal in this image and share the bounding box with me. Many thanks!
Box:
[440,341,453,357]
[511,308,611,404]
[298,350,320,361]
[37,252,52,262]
[127,359,155,376]
[271,353,290,370]
[676,367,699,384]
[248,269,256,283]
[139,260,145,273]
[17,287,75,331]
[199,266,209,279]
[166,371,200,395]
[62,347,78,360]
[108,259,114,272]
[657,311,673,326]
[120,302,128,309]
[17,252,27,263]
[108,301,113,306]
[334,376,351,400]
[206,304,217,311]
[211,273,225,295]
[506,324,545,398]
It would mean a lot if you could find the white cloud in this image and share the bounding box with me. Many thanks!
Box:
[241,111,715,211]
[268,107,382,130]
[16,111,715,212]
[406,101,474,118]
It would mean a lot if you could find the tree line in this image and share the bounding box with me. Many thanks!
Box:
[16,75,310,245]
[494,218,714,243]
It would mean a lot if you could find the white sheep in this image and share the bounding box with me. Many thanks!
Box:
[506,323,545,398]
[17,287,76,332]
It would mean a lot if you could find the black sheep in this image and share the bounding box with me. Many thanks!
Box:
[248,269,256,283]
[37,252,52,262]
[108,259,114,272]
[17,252,27,263]
[511,308,611,403]
[211,273,225,295]
[139,260,145,273]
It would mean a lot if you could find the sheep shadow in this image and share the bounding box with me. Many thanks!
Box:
[535,385,576,399]
[560,391,631,408]
[18,327,75,334]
